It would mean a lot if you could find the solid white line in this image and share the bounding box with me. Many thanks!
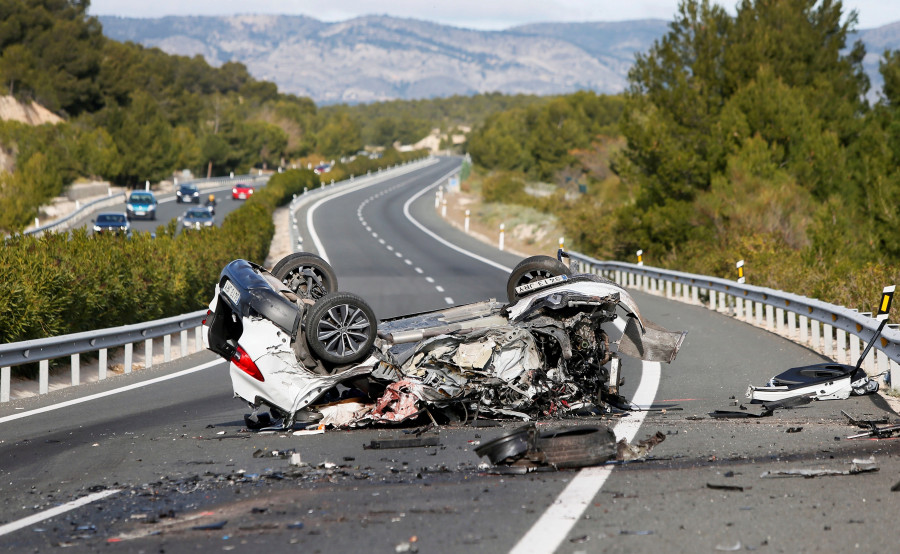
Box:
[509,318,660,554]
[402,168,513,274]
[0,359,225,424]
[0,489,120,537]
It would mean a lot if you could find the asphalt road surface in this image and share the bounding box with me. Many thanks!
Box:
[1,158,897,552]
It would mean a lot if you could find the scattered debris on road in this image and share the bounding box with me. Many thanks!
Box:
[760,457,879,478]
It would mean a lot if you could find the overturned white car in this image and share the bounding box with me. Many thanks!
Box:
[205,253,686,428]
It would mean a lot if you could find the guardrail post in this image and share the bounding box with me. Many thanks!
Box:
[787,311,796,339]
[665,280,672,298]
[754,302,762,326]
[835,328,847,364]
[765,305,774,329]
[890,359,900,390]
[99,349,107,380]
[823,324,833,358]
[164,334,171,362]
[124,343,133,373]
[735,296,744,320]
[775,307,784,334]
[799,315,808,344]
[709,290,716,311]
[181,330,189,357]
[691,285,698,304]
[195,326,203,351]
[849,333,860,369]
[1,367,9,402]
[810,319,820,351]
[40,360,49,394]
[145,338,153,369]
[877,349,889,379]
[71,353,80,386]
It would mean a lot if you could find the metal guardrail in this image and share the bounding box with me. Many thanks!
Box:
[0,159,433,402]
[23,172,268,237]
[567,253,900,387]
[0,311,207,401]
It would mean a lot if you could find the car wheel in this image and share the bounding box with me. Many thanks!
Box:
[272,253,338,301]
[506,255,572,303]
[305,292,376,365]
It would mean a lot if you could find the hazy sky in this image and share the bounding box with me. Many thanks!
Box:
[88,1,899,30]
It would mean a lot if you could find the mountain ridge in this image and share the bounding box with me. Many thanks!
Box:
[98,14,900,105]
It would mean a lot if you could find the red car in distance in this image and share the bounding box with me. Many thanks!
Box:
[232,183,254,200]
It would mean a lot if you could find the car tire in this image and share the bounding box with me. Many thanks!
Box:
[272,253,338,301]
[305,292,376,366]
[506,255,572,303]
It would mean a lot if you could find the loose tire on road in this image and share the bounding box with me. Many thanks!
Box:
[534,425,618,468]
[305,292,377,365]
[506,255,572,303]
[272,252,338,301]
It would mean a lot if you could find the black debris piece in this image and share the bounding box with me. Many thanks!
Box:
[706,483,745,492]
[364,436,441,449]
[191,520,228,531]
[786,427,803,433]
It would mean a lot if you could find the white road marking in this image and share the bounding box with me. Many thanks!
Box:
[378,238,385,245]
[415,267,423,274]
[386,245,394,251]
[444,297,454,304]
[404,259,413,265]
[395,252,403,257]
[0,359,225,424]
[0,489,121,538]
[435,286,444,292]
[425,277,434,283]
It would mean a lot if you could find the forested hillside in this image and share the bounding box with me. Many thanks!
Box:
[469,0,900,311]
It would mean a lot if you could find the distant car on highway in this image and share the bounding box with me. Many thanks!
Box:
[182,207,215,231]
[232,183,254,200]
[92,212,131,236]
[313,163,331,174]
[176,183,200,203]
[125,191,157,220]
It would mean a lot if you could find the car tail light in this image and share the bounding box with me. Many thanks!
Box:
[232,345,264,381]
[202,309,211,325]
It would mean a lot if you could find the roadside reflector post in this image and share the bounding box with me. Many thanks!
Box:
[499,223,505,251]
[145,180,150,191]
[636,249,643,266]
[230,172,234,178]
[435,190,441,208]
[464,210,470,233]
[441,198,447,218]
[34,217,39,228]
[736,260,745,284]
[559,237,565,251]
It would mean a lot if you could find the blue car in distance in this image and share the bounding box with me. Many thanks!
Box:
[126,191,158,220]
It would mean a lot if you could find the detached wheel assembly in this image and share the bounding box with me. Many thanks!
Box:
[305,292,377,365]
[506,255,572,303]
[272,252,338,301]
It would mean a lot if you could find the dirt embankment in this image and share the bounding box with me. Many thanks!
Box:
[0,95,64,126]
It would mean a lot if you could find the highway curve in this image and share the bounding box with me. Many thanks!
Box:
[1,158,897,552]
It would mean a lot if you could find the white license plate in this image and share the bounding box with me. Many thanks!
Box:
[222,279,241,305]
[135,211,145,216]
[515,274,568,295]
[238,193,247,199]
